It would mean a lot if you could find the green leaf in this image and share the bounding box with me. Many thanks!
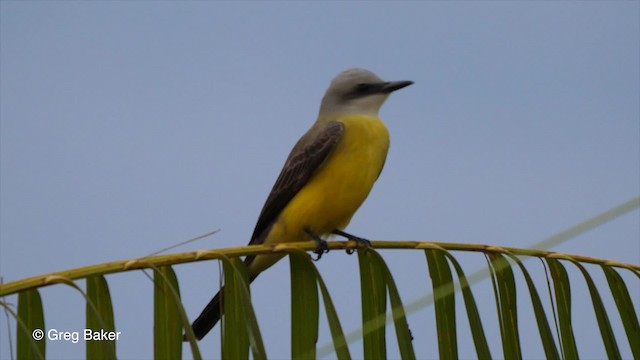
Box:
[217,257,266,360]
[153,266,182,359]
[369,250,415,360]
[286,248,350,360]
[568,261,621,359]
[443,252,492,359]
[316,263,351,360]
[546,258,579,359]
[17,289,45,360]
[425,249,457,360]
[222,257,251,360]
[290,251,319,359]
[358,250,387,359]
[488,253,521,359]
[505,255,560,360]
[602,266,640,359]
[86,275,117,359]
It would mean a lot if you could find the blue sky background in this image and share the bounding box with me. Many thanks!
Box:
[1,2,638,359]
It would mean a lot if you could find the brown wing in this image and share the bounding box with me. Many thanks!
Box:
[248,121,344,246]
[188,123,344,340]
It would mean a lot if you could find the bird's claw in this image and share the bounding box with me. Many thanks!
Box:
[332,229,371,255]
[312,239,329,261]
[306,227,329,261]
[346,236,371,254]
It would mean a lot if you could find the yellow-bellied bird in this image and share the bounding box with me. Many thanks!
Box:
[188,68,413,340]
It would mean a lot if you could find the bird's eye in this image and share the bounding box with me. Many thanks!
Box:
[349,83,376,98]
[354,83,373,94]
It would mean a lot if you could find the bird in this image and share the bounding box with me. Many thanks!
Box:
[188,68,413,340]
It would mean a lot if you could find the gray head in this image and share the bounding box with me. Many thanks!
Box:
[318,68,413,117]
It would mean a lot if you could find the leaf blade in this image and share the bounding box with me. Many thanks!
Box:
[17,289,45,360]
[569,261,620,359]
[602,266,640,359]
[488,253,521,359]
[86,275,117,360]
[222,257,251,360]
[547,258,579,359]
[290,251,319,359]
[425,249,457,360]
[153,266,182,360]
[369,250,415,360]
[442,252,492,359]
[505,255,560,360]
[358,249,387,360]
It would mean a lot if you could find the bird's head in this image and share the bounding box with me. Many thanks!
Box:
[319,68,413,117]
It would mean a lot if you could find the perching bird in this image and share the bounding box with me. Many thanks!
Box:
[188,68,413,340]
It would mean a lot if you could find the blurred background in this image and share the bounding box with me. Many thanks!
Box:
[1,2,638,359]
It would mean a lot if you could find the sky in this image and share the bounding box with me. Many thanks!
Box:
[1,1,639,359]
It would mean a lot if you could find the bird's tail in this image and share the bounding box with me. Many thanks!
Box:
[184,267,259,341]
[185,289,223,341]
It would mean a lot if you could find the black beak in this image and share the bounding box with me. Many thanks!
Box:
[380,80,414,93]
[351,80,414,98]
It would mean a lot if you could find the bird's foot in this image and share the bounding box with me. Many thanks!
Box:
[332,229,371,254]
[305,228,329,261]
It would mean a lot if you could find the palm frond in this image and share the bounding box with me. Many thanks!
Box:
[2,194,639,360]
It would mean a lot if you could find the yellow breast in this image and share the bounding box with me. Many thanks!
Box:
[274,114,390,240]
